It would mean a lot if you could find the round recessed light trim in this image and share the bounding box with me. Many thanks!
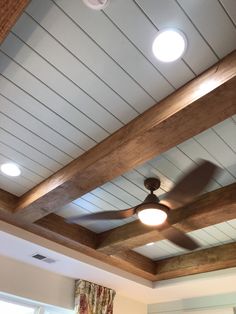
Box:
[152,29,187,62]
[82,0,110,10]
[1,163,21,177]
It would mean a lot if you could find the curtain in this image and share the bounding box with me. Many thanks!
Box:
[74,279,116,314]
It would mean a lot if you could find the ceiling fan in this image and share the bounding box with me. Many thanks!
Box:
[67,160,219,250]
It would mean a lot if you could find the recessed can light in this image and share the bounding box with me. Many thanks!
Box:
[82,0,110,10]
[152,29,187,62]
[1,163,21,177]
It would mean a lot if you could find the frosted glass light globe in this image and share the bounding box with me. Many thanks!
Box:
[138,208,167,226]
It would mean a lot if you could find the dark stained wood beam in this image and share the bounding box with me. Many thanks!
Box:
[98,183,236,254]
[114,250,156,275]
[36,213,97,249]
[0,210,156,280]
[13,51,236,223]
[98,220,161,255]
[155,242,236,281]
[0,0,30,43]
[0,188,18,213]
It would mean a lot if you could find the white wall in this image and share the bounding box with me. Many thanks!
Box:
[0,254,147,313]
[114,294,147,314]
[0,255,75,309]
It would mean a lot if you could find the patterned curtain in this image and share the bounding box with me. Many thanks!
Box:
[74,279,116,314]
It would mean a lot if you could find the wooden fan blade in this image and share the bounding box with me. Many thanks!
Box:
[160,160,219,209]
[161,225,199,250]
[66,208,135,223]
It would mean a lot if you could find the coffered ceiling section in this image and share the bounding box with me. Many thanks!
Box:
[57,116,236,232]
[0,0,236,196]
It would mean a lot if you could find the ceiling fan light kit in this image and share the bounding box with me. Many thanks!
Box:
[136,178,168,226]
[137,207,168,226]
[68,161,219,251]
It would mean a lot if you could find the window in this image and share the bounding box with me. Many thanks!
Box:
[0,295,74,314]
[0,299,36,314]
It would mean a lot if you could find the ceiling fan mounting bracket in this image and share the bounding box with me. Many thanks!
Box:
[144,177,161,192]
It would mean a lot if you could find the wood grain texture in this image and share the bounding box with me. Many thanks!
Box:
[36,213,97,249]
[0,188,18,213]
[0,0,30,43]
[155,242,236,281]
[98,183,236,254]
[13,51,236,223]
[114,250,156,275]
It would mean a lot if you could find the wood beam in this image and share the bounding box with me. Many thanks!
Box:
[0,210,156,280]
[0,0,30,43]
[114,250,156,275]
[36,214,97,249]
[35,214,156,279]
[13,51,236,223]
[0,188,18,213]
[155,242,236,281]
[98,183,236,254]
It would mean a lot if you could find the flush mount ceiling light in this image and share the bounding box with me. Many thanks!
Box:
[1,163,21,177]
[82,0,110,10]
[152,29,187,62]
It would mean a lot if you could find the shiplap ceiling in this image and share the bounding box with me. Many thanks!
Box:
[134,218,236,261]
[0,0,236,248]
[0,0,235,196]
[57,115,236,260]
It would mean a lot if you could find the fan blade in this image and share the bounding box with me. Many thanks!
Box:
[161,225,199,250]
[67,208,135,223]
[160,160,219,209]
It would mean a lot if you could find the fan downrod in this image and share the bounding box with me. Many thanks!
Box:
[144,177,161,192]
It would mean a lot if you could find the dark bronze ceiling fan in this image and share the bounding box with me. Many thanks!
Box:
[67,160,219,251]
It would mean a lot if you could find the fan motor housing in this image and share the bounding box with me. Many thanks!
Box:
[144,177,161,191]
